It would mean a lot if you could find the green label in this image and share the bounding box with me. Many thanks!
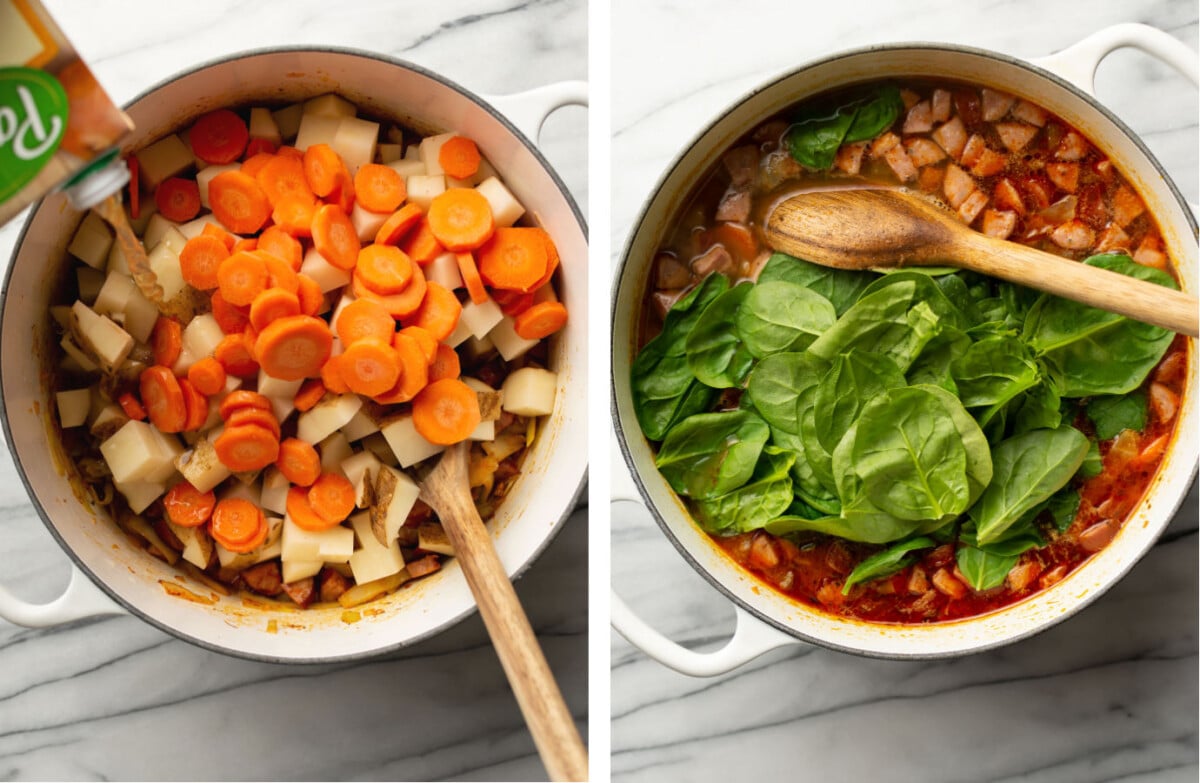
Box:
[0,67,69,204]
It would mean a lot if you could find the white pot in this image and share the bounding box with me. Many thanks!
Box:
[611,25,1198,673]
[0,48,588,663]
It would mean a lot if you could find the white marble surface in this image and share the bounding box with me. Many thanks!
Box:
[610,1,1198,781]
[0,1,587,781]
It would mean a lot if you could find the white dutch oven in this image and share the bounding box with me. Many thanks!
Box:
[612,25,1198,674]
[0,48,588,663]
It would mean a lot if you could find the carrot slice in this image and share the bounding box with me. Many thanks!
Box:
[140,365,187,433]
[254,315,333,381]
[375,203,425,246]
[530,228,561,291]
[296,274,324,316]
[455,251,488,305]
[271,194,317,238]
[179,234,229,291]
[286,486,340,532]
[217,250,269,306]
[249,287,302,333]
[211,290,251,335]
[127,155,140,220]
[187,357,227,397]
[426,188,494,251]
[311,204,361,271]
[163,481,216,528]
[340,339,402,397]
[513,301,568,339]
[476,227,548,292]
[218,390,272,420]
[277,438,321,487]
[329,168,356,214]
[210,498,265,551]
[244,137,276,158]
[406,281,461,341]
[261,252,299,294]
[214,510,269,554]
[227,407,281,441]
[353,262,427,319]
[190,109,249,165]
[492,288,534,317]
[354,163,406,214]
[256,154,313,206]
[320,354,351,395]
[201,222,236,252]
[335,298,395,346]
[302,143,346,198]
[257,225,303,270]
[209,171,271,235]
[240,152,275,178]
[412,378,481,445]
[401,218,445,266]
[293,379,325,412]
[354,244,414,295]
[232,237,258,253]
[428,342,461,382]
[308,473,356,524]
[214,424,280,473]
[214,332,259,378]
[117,391,147,421]
[179,378,209,432]
[151,317,183,367]
[397,326,437,365]
[437,136,481,180]
[155,177,201,222]
[374,332,427,404]
[276,145,303,160]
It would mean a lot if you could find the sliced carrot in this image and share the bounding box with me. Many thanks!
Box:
[397,325,437,365]
[401,218,445,266]
[428,342,461,382]
[329,168,356,214]
[406,281,461,341]
[455,251,488,305]
[493,288,535,317]
[261,252,299,294]
[375,203,424,246]
[187,356,227,397]
[254,315,333,381]
[257,225,303,270]
[214,332,259,378]
[412,378,481,445]
[286,486,340,532]
[209,171,271,235]
[211,290,251,335]
[354,244,413,295]
[151,317,183,367]
[302,143,345,198]
[712,222,757,263]
[163,481,216,528]
[276,145,303,160]
[353,262,427,319]
[426,188,494,251]
[179,378,209,432]
[308,472,355,524]
[340,339,402,397]
[227,407,281,441]
[240,152,275,178]
[513,301,568,339]
[320,354,351,395]
[530,228,561,291]
[155,177,201,222]
[271,194,317,238]
[476,227,548,292]
[210,498,266,550]
[201,222,236,252]
[212,506,269,554]
[256,154,313,206]
[232,237,258,253]
[179,234,229,291]
[354,163,406,214]
[190,109,249,165]
[437,136,481,180]
[117,391,147,421]
[127,155,140,220]
[335,298,395,345]
[217,250,269,306]
[277,438,321,487]
[293,379,325,412]
[374,332,427,404]
[244,137,277,158]
[218,389,272,420]
[214,424,280,473]
[140,365,187,433]
[311,204,361,271]
[249,287,302,332]
[296,274,324,316]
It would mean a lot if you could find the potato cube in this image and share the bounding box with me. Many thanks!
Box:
[304,94,356,118]
[370,465,420,545]
[260,467,290,516]
[123,287,160,344]
[283,558,325,584]
[101,420,182,485]
[71,301,134,371]
[76,266,105,304]
[106,240,130,276]
[300,247,352,292]
[501,367,558,417]
[176,434,232,494]
[147,242,187,304]
[182,314,224,362]
[56,389,90,428]
[136,133,194,189]
[386,158,425,180]
[93,271,135,317]
[351,202,389,242]
[294,114,341,152]
[405,174,445,210]
[281,516,354,562]
[341,409,380,442]
[68,211,114,269]
[115,479,166,514]
[425,252,464,290]
[460,297,503,339]
[319,431,353,475]
[142,214,183,253]
[298,394,363,445]
[476,177,525,228]
[380,414,444,468]
[488,316,539,361]
[348,512,405,584]
[271,103,304,142]
[248,107,283,146]
[332,116,380,174]
[377,143,403,164]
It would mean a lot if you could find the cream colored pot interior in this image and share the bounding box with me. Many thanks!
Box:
[3,50,587,662]
[613,45,1197,658]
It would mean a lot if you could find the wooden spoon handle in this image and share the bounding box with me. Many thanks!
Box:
[423,459,588,781]
[960,232,1198,337]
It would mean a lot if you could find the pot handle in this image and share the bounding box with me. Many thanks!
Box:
[482,81,588,145]
[610,470,799,677]
[1032,23,1199,94]
[0,565,126,628]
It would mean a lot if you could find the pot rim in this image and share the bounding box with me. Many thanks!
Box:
[1,45,588,664]
[611,39,1198,658]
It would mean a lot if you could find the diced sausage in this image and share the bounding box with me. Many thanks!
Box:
[932,116,967,160]
[931,89,952,123]
[918,165,945,194]
[282,577,315,607]
[993,178,1025,214]
[1134,238,1168,270]
[926,544,955,569]
[749,533,780,569]
[319,568,349,603]
[970,148,1007,177]
[1050,219,1096,250]
[752,120,789,148]
[899,88,921,110]
[690,245,734,277]
[870,131,901,157]
[995,122,1038,152]
[1011,99,1048,127]
[1045,162,1079,193]
[406,554,442,579]
[242,561,283,596]
[1039,564,1069,590]
[903,100,934,134]
[958,190,989,225]
[907,566,930,595]
[942,163,976,209]
[981,209,1017,239]
[1154,352,1186,386]
[932,567,967,599]
[952,89,982,125]
[1094,224,1130,253]
[1006,559,1044,592]
[1079,520,1119,554]
[981,88,1015,121]
[1055,130,1089,161]
[824,541,854,576]
[1149,382,1179,424]
[1111,184,1146,227]
[757,149,803,190]
[960,134,986,167]
[834,142,868,175]
[1075,183,1108,228]
[652,290,683,320]
[655,253,691,289]
[905,137,946,168]
[883,145,918,182]
[816,580,846,608]
[722,146,759,187]
[715,188,752,223]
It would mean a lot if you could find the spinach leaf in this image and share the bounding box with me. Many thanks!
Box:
[1087,391,1148,440]
[1046,489,1081,533]
[655,410,769,499]
[798,385,840,497]
[766,504,926,544]
[631,274,729,439]
[969,426,1090,545]
[758,252,875,315]
[906,326,971,393]
[917,384,994,501]
[951,334,1041,426]
[955,546,1019,591]
[859,270,968,328]
[1078,440,1102,478]
[808,280,943,372]
[745,351,827,435]
[844,84,904,142]
[693,448,795,534]
[785,85,903,170]
[814,350,906,452]
[1004,376,1063,438]
[842,536,936,594]
[735,280,836,358]
[685,282,756,388]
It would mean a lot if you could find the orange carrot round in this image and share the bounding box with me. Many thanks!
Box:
[217,251,269,306]
[407,281,462,341]
[201,221,236,252]
[117,392,147,421]
[397,325,437,365]
[254,315,333,381]
[428,342,461,382]
[426,188,494,251]
[187,356,227,396]
[277,438,321,487]
[155,177,201,222]
[241,152,275,178]
[529,228,561,291]
[493,288,534,317]
[293,378,326,412]
[163,481,216,528]
[401,218,445,266]
[179,378,209,432]
[139,365,187,433]
[244,137,276,158]
[437,136,481,180]
[256,154,313,206]
[226,407,281,441]
[180,234,230,291]
[311,203,361,271]
[272,194,317,238]
[335,298,395,346]
[151,316,183,367]
[302,143,346,198]
[218,389,272,420]
[210,498,267,551]
[214,332,259,377]
[375,203,425,246]
[353,261,426,319]
[249,287,301,333]
[257,225,303,270]
[340,339,402,397]
[261,253,299,294]
[214,424,280,473]
[353,163,406,214]
[477,227,548,292]
[513,301,569,340]
[286,486,341,532]
[355,245,414,295]
[211,291,251,335]
[412,378,481,445]
[455,251,488,305]
[190,109,249,165]
[296,274,324,317]
[320,354,351,395]
[374,332,427,404]
[307,472,356,524]
[208,171,271,234]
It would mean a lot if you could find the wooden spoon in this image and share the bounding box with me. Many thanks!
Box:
[763,187,1198,337]
[419,441,588,782]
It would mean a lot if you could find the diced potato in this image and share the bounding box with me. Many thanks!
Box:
[68,211,114,269]
[271,103,304,141]
[220,476,261,508]
[342,450,383,507]
[417,522,455,556]
[386,158,426,180]
[89,404,128,439]
[348,512,405,584]
[469,418,495,441]
[443,316,473,349]
[380,414,444,468]
[143,216,185,256]
[341,409,380,442]
[106,240,130,276]
[488,316,539,361]
[298,394,363,445]
[60,334,99,373]
[127,198,157,237]
[502,367,557,417]
[385,126,404,146]
[370,465,420,545]
[425,252,464,290]
[304,93,356,118]
[260,467,290,515]
[147,239,187,303]
[195,164,240,210]
[332,116,379,174]
[460,297,504,339]
[406,174,445,210]
[300,247,352,292]
[281,516,355,562]
[319,431,353,475]
[71,301,134,371]
[476,176,525,228]
[337,569,409,608]
[76,266,105,304]
[92,270,134,317]
[464,333,495,360]
[257,369,303,400]
[135,133,193,189]
[283,559,324,584]
[167,520,215,570]
[418,132,455,176]
[294,113,341,152]
[377,143,403,164]
[181,313,224,361]
[248,107,283,146]
[351,202,389,242]
[176,433,232,493]
[56,389,90,428]
[217,536,282,571]
[102,420,183,485]
[116,479,167,515]
[123,287,160,344]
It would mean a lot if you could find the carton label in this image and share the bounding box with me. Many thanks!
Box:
[0,66,67,201]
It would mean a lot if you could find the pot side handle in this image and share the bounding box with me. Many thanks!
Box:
[1032,23,1199,94]
[0,565,126,628]
[482,81,588,144]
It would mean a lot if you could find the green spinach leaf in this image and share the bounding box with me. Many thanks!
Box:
[842,536,935,594]
[808,280,943,372]
[685,282,756,388]
[784,86,903,170]
[757,252,875,315]
[655,410,769,499]
[955,546,1020,591]
[951,334,1041,426]
[735,280,836,357]
[693,448,795,534]
[813,350,906,453]
[1087,391,1148,440]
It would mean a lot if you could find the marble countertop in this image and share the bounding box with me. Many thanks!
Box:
[0,1,587,781]
[610,1,1198,781]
